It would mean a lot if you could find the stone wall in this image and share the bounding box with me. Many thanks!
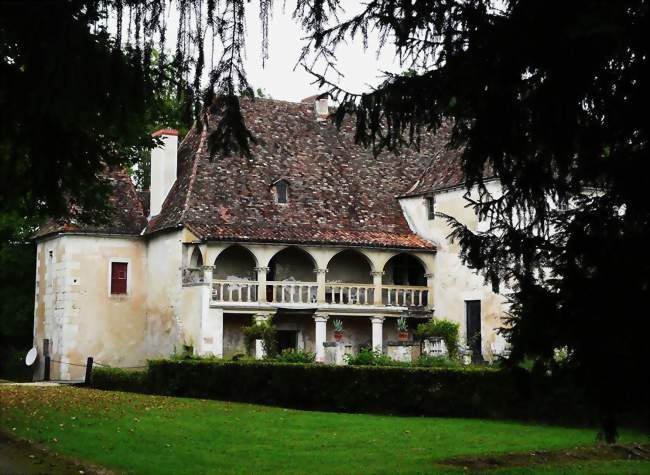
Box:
[33,235,147,380]
[399,181,509,360]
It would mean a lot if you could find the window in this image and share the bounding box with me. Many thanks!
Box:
[275,180,288,204]
[426,195,435,220]
[110,262,128,295]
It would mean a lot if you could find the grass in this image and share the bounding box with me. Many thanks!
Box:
[0,385,647,474]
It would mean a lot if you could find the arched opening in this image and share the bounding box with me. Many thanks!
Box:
[212,246,258,302]
[213,245,256,281]
[326,250,372,284]
[381,254,428,307]
[189,247,203,267]
[325,250,373,304]
[267,247,316,282]
[382,254,427,286]
[266,247,317,304]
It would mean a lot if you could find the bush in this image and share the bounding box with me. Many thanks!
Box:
[412,355,463,368]
[344,348,396,366]
[91,359,645,428]
[242,318,277,357]
[142,359,518,419]
[92,367,149,393]
[0,346,32,382]
[275,349,316,364]
[415,319,461,359]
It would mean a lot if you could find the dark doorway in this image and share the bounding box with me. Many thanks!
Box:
[465,300,483,363]
[276,330,298,353]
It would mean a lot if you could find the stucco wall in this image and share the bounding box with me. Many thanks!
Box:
[33,235,147,380]
[222,314,253,357]
[144,231,184,358]
[399,181,509,359]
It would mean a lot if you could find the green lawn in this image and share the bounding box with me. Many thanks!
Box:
[0,386,647,474]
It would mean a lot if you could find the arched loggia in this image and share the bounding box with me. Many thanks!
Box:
[266,247,317,303]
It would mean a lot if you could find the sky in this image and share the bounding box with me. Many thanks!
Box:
[161,2,403,102]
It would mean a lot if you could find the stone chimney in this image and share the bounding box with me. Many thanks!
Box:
[150,128,178,217]
[301,94,329,119]
[314,97,329,118]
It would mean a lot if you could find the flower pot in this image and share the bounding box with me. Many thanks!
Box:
[334,331,343,342]
[399,331,409,341]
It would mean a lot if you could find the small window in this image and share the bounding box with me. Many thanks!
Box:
[426,196,435,220]
[275,180,288,204]
[111,262,128,295]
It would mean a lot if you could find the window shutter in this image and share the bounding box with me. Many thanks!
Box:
[111,262,128,294]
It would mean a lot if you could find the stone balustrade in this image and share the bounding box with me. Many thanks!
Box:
[209,279,429,308]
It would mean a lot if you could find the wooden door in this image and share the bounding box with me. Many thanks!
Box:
[465,300,482,362]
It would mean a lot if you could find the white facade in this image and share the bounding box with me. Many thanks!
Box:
[32,126,510,380]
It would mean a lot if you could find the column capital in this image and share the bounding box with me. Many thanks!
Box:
[370,271,385,277]
[370,316,385,324]
[201,265,215,271]
[313,313,329,323]
[424,273,434,278]
[254,311,275,322]
[254,266,270,273]
[314,268,329,275]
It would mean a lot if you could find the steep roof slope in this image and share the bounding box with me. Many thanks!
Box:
[147,98,463,250]
[33,167,148,239]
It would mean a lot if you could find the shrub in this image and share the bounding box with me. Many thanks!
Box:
[92,367,149,393]
[0,346,32,382]
[412,355,462,368]
[91,359,618,426]
[242,318,277,357]
[344,348,396,366]
[275,349,316,364]
[415,318,461,359]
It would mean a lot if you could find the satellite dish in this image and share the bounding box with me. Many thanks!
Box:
[25,347,38,367]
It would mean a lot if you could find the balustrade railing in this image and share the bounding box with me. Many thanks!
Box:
[209,278,429,308]
[212,280,259,303]
[325,283,375,305]
[382,285,429,307]
[266,281,318,304]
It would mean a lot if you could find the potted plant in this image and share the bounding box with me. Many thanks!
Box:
[397,316,409,341]
[333,319,344,342]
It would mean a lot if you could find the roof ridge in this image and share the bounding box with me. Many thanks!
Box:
[180,126,209,229]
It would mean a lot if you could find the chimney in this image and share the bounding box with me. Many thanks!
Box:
[150,129,179,217]
[301,94,329,119]
[314,97,329,117]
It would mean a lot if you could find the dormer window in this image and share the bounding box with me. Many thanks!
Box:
[273,179,289,204]
[426,195,435,220]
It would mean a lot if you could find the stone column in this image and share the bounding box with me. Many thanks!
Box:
[255,266,270,303]
[313,314,329,362]
[425,273,435,310]
[370,316,384,352]
[253,313,272,359]
[315,268,328,303]
[371,271,384,306]
[200,266,223,357]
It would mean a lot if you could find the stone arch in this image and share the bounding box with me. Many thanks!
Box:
[212,245,257,281]
[382,253,428,286]
[267,246,317,282]
[326,249,374,283]
[189,246,203,267]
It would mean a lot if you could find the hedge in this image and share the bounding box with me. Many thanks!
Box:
[92,367,150,393]
[91,360,594,423]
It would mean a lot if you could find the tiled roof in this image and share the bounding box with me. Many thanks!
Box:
[32,168,147,239]
[145,97,467,250]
